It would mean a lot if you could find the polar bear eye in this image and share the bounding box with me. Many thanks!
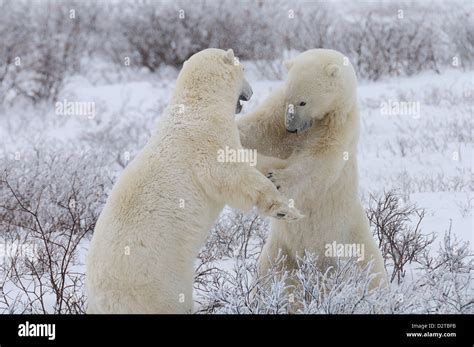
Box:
[299,101,306,106]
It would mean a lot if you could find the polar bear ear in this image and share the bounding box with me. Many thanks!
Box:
[224,49,235,64]
[325,64,340,78]
[283,59,294,71]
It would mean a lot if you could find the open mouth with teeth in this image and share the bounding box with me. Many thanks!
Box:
[236,94,249,114]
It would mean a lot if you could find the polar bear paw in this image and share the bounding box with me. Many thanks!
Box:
[266,170,290,192]
[273,205,304,221]
[261,197,303,221]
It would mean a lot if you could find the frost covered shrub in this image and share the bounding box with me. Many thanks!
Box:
[0,0,95,103]
[195,232,473,314]
[1,0,471,98]
[367,190,434,283]
[102,3,194,72]
[441,7,474,69]
[196,249,403,314]
[414,228,474,313]
[103,1,281,71]
[0,145,111,313]
[0,1,32,103]
[278,2,336,52]
[79,101,161,169]
[195,198,473,314]
[340,13,445,81]
[104,0,466,79]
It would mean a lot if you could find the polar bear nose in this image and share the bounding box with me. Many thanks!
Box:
[239,93,251,102]
[285,108,313,134]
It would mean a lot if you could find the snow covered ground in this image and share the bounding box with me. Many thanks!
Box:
[0,62,472,313]
[356,69,473,248]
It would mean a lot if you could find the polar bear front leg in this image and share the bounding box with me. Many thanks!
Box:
[231,165,303,221]
[237,86,288,155]
[202,160,303,221]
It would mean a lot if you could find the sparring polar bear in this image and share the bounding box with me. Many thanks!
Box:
[86,48,302,314]
[238,49,387,288]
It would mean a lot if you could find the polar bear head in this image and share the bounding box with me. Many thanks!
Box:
[174,48,253,114]
[283,49,357,134]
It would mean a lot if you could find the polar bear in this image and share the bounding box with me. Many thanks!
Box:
[86,48,302,314]
[238,49,387,289]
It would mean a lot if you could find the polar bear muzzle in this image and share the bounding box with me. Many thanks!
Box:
[285,105,313,134]
[236,79,253,114]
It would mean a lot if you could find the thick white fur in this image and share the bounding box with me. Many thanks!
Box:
[86,48,301,314]
[238,49,387,288]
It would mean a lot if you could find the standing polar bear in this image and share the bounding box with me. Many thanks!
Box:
[86,48,302,314]
[238,49,387,288]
